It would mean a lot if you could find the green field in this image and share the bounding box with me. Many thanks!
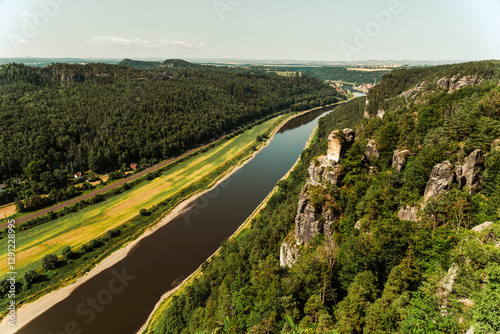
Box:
[0,115,288,279]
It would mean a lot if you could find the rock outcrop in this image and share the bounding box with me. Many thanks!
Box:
[364,139,379,160]
[437,75,484,93]
[280,128,354,267]
[399,81,428,100]
[455,149,484,194]
[308,156,343,186]
[376,109,385,119]
[392,149,411,173]
[398,205,418,222]
[471,221,494,233]
[294,186,335,245]
[423,161,455,202]
[327,129,355,162]
[280,235,301,268]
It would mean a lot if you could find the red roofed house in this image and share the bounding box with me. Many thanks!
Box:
[130,163,138,171]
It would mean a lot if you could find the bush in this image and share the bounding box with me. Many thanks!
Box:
[41,254,58,270]
[24,270,39,286]
[105,229,121,239]
[61,246,74,260]
[139,208,148,216]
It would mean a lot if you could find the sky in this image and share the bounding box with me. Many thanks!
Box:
[0,0,499,61]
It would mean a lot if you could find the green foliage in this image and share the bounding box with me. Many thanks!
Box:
[23,270,39,287]
[41,254,58,270]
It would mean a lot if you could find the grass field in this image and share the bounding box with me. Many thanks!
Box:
[0,116,287,279]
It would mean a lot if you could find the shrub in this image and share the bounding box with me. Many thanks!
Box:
[139,208,148,216]
[24,270,39,286]
[41,254,58,270]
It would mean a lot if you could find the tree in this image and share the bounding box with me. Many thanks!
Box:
[335,271,379,334]
[41,254,58,270]
[24,270,39,287]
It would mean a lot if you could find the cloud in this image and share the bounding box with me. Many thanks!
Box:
[88,36,208,50]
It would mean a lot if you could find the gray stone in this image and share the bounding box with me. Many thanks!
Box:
[423,161,455,202]
[472,221,494,233]
[327,129,355,163]
[456,149,484,194]
[392,149,411,173]
[280,236,300,268]
[399,81,428,100]
[437,75,484,93]
[308,156,342,187]
[398,205,418,222]
[364,139,379,160]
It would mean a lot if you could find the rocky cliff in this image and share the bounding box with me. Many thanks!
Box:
[280,128,354,267]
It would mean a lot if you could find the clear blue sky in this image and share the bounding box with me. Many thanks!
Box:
[0,0,499,61]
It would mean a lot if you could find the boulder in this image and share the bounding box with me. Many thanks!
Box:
[423,161,455,202]
[392,149,411,173]
[364,139,379,160]
[398,205,418,222]
[456,149,484,194]
[471,221,494,233]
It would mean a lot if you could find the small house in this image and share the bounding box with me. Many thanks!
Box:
[74,172,83,180]
[130,163,138,171]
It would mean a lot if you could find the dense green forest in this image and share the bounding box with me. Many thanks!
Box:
[263,66,390,85]
[0,62,343,207]
[151,61,500,333]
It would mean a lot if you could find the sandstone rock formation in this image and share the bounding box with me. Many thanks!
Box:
[455,149,484,194]
[294,186,335,245]
[327,129,355,162]
[308,156,342,186]
[364,139,379,160]
[437,75,484,93]
[399,81,428,100]
[280,235,300,267]
[392,149,411,173]
[398,205,418,222]
[423,161,455,202]
[376,109,385,119]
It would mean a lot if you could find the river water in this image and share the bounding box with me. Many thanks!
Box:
[18,104,352,334]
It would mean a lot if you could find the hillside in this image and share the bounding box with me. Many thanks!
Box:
[150,61,500,333]
[0,63,343,209]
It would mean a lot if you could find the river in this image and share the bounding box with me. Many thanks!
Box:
[17,99,364,334]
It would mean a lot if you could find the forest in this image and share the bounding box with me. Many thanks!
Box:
[150,60,500,333]
[0,62,343,208]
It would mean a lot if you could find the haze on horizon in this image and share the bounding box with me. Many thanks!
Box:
[0,0,499,62]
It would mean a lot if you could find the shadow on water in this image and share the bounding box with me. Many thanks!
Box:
[19,106,336,334]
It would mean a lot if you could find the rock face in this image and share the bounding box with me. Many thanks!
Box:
[399,81,428,100]
[398,205,418,222]
[456,149,484,194]
[364,140,379,160]
[437,75,484,93]
[294,186,335,245]
[376,109,385,119]
[280,237,300,268]
[327,129,355,162]
[423,161,455,202]
[392,149,411,173]
[308,156,342,186]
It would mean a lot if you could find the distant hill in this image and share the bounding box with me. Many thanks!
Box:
[118,58,215,71]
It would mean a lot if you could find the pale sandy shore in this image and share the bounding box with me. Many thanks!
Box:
[0,102,346,334]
